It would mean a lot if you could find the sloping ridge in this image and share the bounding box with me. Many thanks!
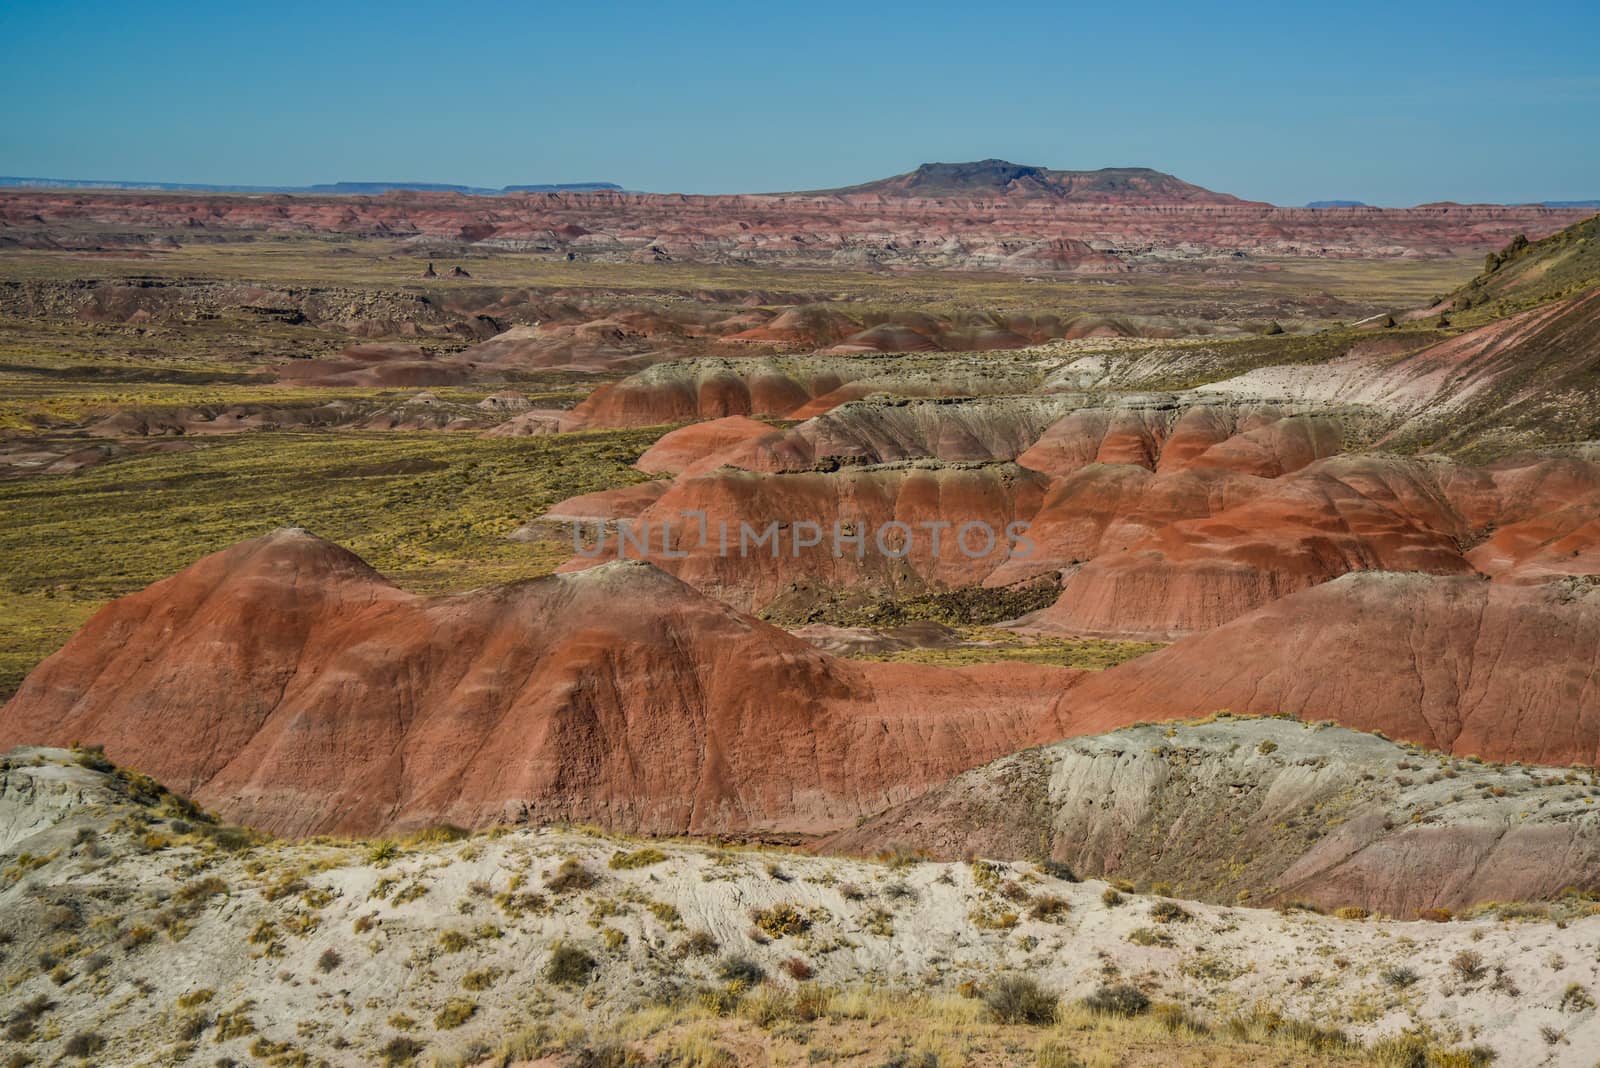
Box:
[1035,570,1600,767]
[0,529,1070,837]
[827,718,1600,914]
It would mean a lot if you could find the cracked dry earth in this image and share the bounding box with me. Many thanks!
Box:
[4,748,1600,1067]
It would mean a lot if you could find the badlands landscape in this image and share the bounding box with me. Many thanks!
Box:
[4,163,1600,1067]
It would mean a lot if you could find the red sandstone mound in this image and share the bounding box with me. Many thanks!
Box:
[986,464,1270,587]
[1015,402,1342,480]
[559,462,1051,611]
[1029,455,1490,638]
[0,530,1071,837]
[570,358,866,427]
[634,415,775,475]
[1033,571,1600,768]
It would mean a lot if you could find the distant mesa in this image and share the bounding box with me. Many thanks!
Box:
[1306,200,1369,208]
[800,159,1259,205]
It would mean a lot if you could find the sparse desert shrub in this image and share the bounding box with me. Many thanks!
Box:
[1128,926,1174,947]
[984,975,1058,1025]
[368,840,399,866]
[750,902,810,938]
[177,875,229,904]
[780,956,814,981]
[353,915,376,934]
[601,926,627,951]
[1560,982,1595,1011]
[462,966,502,991]
[379,1035,425,1065]
[408,823,468,845]
[1101,887,1124,907]
[545,943,596,986]
[213,1003,257,1042]
[317,948,342,973]
[261,872,307,902]
[1083,983,1150,1017]
[433,998,476,1030]
[764,861,791,882]
[1450,950,1485,982]
[438,929,471,953]
[174,1009,211,1041]
[1381,965,1420,989]
[608,847,668,870]
[1150,900,1191,924]
[838,882,866,901]
[63,1031,104,1058]
[677,929,718,957]
[864,907,894,936]
[970,859,1005,890]
[968,905,1018,930]
[546,858,598,893]
[1181,955,1242,982]
[717,955,765,986]
[998,879,1030,903]
[1028,894,1069,921]
[1334,906,1370,921]
[176,988,214,1009]
[1418,907,1453,923]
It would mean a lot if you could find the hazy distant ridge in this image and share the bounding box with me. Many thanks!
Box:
[0,176,625,195]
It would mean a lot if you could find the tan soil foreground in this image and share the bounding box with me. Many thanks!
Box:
[3,749,1596,1066]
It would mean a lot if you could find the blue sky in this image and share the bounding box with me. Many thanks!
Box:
[2,0,1596,205]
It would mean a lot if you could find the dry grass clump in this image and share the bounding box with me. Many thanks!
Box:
[609,847,668,870]
[378,1035,425,1065]
[545,943,596,986]
[1149,899,1192,923]
[546,857,599,893]
[433,998,477,1030]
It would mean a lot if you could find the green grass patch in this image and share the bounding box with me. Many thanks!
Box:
[0,426,659,697]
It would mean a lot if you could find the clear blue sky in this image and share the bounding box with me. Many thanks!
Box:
[3,0,1596,205]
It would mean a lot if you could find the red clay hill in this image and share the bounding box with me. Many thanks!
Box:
[0,529,1071,838]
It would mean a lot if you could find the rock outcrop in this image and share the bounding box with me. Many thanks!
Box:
[828,719,1600,913]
